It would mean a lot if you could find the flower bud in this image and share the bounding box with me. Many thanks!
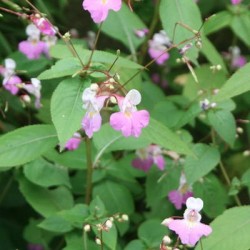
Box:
[237,127,243,134]
[95,238,101,245]
[121,214,129,221]
[83,224,91,232]
[162,235,171,245]
[105,219,113,229]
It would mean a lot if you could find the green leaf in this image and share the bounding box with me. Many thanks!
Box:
[89,196,107,218]
[0,125,58,167]
[195,206,250,250]
[213,62,250,102]
[38,58,82,80]
[44,145,86,169]
[93,181,134,215]
[39,215,73,233]
[102,3,146,52]
[50,45,142,69]
[201,37,227,73]
[208,110,236,147]
[138,219,166,248]
[160,0,202,62]
[204,11,232,35]
[125,240,145,250]
[93,123,149,154]
[18,175,74,217]
[142,118,193,156]
[231,14,250,47]
[184,144,220,184]
[51,77,89,147]
[23,158,71,188]
[193,174,228,218]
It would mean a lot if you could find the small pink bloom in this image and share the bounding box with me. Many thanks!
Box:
[231,0,242,4]
[19,41,46,60]
[65,132,82,151]
[163,197,212,246]
[31,15,57,36]
[110,89,149,137]
[43,35,57,57]
[168,173,193,210]
[82,0,122,23]
[27,243,44,250]
[3,75,21,95]
[148,30,171,65]
[229,46,246,69]
[82,84,107,138]
[134,28,149,38]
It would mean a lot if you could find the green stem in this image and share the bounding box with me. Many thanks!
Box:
[139,0,160,64]
[211,129,242,206]
[85,137,93,205]
[0,175,13,205]
[86,22,103,68]
[83,230,88,250]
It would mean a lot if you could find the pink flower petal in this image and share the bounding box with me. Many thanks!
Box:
[154,154,165,170]
[82,111,102,138]
[18,41,46,60]
[65,137,81,151]
[168,190,183,210]
[3,75,21,95]
[132,157,154,172]
[148,47,169,65]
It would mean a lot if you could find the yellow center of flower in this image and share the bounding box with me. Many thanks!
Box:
[101,0,107,4]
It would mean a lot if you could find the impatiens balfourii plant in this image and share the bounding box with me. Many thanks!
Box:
[0,0,250,249]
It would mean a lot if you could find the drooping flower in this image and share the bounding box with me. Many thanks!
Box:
[110,89,150,137]
[82,0,122,23]
[30,14,57,36]
[0,58,22,95]
[27,243,44,250]
[18,24,46,60]
[132,144,165,172]
[168,173,193,210]
[22,78,42,108]
[148,30,171,65]
[231,0,242,4]
[82,84,107,138]
[229,46,246,69]
[65,132,82,151]
[162,197,212,246]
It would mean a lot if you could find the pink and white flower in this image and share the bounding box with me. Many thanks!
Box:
[162,197,212,246]
[82,84,107,138]
[18,24,46,60]
[134,28,149,38]
[168,173,193,210]
[132,145,165,171]
[110,89,150,137]
[148,30,171,65]
[65,132,82,151]
[23,78,42,108]
[1,58,22,95]
[231,0,242,4]
[30,15,57,36]
[82,0,122,23]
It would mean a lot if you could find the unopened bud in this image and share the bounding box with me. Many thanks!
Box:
[243,150,250,156]
[121,214,129,221]
[197,89,204,96]
[63,32,71,39]
[237,127,243,134]
[161,218,173,226]
[90,83,99,91]
[110,96,117,104]
[216,64,222,70]
[21,94,31,103]
[105,219,113,229]
[162,235,171,245]
[84,224,91,232]
[95,238,102,245]
[176,58,182,63]
[195,38,202,49]
[210,102,217,108]
[213,88,220,95]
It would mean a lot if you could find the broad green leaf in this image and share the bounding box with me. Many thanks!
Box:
[125,240,145,250]
[184,144,220,184]
[231,14,250,47]
[39,215,72,233]
[50,45,142,69]
[213,62,250,102]
[0,125,57,167]
[208,110,236,147]
[193,174,228,218]
[138,220,166,248]
[93,123,150,154]
[160,0,202,62]
[204,11,232,35]
[18,176,74,217]
[38,58,82,80]
[201,37,227,73]
[102,3,146,52]
[142,118,193,156]
[44,144,86,169]
[93,181,134,215]
[89,196,107,218]
[51,77,89,147]
[24,158,71,188]
[195,206,250,250]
